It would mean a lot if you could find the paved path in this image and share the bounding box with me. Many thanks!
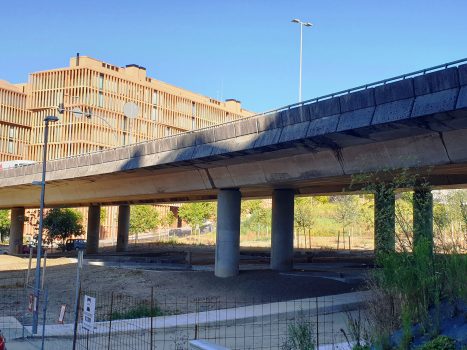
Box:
[4,291,369,349]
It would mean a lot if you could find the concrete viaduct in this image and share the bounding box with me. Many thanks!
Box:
[2,62,467,277]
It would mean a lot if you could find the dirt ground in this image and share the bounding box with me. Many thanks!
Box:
[0,243,372,322]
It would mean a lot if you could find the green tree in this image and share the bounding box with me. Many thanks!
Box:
[129,205,160,235]
[241,200,271,237]
[294,197,314,248]
[42,207,84,244]
[178,202,216,234]
[160,210,176,228]
[333,193,360,249]
[0,210,10,242]
[100,207,108,225]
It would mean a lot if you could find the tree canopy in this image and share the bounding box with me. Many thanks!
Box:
[0,210,10,242]
[43,207,84,243]
[178,202,216,230]
[129,205,160,235]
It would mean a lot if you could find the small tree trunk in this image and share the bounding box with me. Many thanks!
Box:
[337,231,340,251]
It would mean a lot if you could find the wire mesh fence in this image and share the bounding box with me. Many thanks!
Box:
[75,288,348,350]
[1,271,353,350]
[0,273,25,340]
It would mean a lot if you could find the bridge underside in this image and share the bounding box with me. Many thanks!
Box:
[2,129,467,209]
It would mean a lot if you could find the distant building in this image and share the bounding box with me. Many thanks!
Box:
[1,55,253,162]
[0,79,31,162]
[1,55,254,239]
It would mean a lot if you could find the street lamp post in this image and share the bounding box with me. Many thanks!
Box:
[31,115,59,334]
[291,19,312,103]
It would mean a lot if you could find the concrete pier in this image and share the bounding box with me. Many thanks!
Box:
[116,205,130,252]
[413,190,433,249]
[215,189,241,278]
[271,190,294,271]
[9,207,25,255]
[374,190,395,255]
[86,206,100,254]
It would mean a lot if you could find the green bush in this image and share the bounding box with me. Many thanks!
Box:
[110,305,164,320]
[415,336,456,350]
[281,314,315,350]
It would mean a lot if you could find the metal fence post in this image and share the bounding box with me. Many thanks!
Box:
[41,289,48,350]
[108,292,113,350]
[150,288,153,349]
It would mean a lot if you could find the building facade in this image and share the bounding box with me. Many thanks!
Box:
[0,80,31,162]
[26,55,253,161]
[1,55,254,241]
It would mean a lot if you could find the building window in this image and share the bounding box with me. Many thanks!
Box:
[8,141,13,154]
[123,118,127,131]
[9,126,14,138]
[98,92,103,107]
[191,117,195,130]
[153,91,158,105]
[152,107,157,121]
[123,135,126,146]
[192,102,196,116]
[99,74,104,90]
[166,127,170,136]
[226,113,229,122]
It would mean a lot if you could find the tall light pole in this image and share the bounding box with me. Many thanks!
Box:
[291,19,312,103]
[31,115,59,334]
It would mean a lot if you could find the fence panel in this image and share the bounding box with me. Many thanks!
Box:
[75,289,348,350]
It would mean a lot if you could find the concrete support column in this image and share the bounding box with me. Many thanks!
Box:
[413,190,433,250]
[86,206,100,254]
[374,190,396,256]
[9,207,25,255]
[116,205,130,252]
[271,189,295,271]
[215,189,241,278]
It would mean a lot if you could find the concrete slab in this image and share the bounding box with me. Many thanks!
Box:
[455,86,467,109]
[339,88,375,113]
[411,88,459,118]
[414,67,459,95]
[177,133,198,149]
[337,107,375,131]
[254,129,283,148]
[374,78,414,104]
[257,112,281,132]
[459,63,467,86]
[309,97,341,119]
[192,144,215,159]
[306,115,339,138]
[214,124,236,141]
[234,118,257,137]
[194,129,216,145]
[441,129,467,163]
[226,162,267,186]
[279,122,311,143]
[206,166,236,188]
[159,137,178,152]
[372,98,414,125]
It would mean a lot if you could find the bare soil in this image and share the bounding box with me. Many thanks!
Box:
[0,243,372,322]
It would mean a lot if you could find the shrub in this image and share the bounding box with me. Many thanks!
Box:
[415,336,456,350]
[110,305,164,320]
[281,313,315,350]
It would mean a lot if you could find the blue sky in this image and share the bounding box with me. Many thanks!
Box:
[1,0,466,113]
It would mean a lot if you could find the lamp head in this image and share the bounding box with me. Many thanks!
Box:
[44,116,59,122]
[291,19,300,23]
[304,23,313,27]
